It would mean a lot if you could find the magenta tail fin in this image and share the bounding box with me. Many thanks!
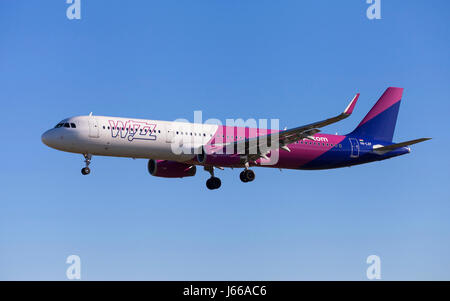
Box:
[349,87,403,142]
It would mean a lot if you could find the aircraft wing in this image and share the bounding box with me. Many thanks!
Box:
[213,93,360,160]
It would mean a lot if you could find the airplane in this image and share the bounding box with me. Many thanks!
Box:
[41,87,430,190]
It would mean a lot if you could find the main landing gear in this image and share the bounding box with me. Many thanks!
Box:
[206,177,221,190]
[204,166,221,190]
[203,164,256,189]
[81,154,92,175]
[240,169,255,183]
[239,161,255,183]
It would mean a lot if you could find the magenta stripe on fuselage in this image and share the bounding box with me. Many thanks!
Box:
[207,125,346,169]
[210,125,274,144]
[254,134,346,169]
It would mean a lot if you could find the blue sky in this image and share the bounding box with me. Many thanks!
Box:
[0,0,449,280]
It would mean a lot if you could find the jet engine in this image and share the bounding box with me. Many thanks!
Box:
[148,159,196,178]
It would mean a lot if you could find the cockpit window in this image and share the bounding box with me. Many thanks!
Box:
[70,123,76,128]
[64,123,70,128]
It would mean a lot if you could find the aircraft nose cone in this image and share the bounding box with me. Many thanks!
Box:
[41,130,54,147]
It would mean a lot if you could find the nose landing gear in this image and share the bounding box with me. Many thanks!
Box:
[81,154,92,175]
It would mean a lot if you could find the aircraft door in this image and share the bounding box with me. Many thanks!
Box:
[88,116,100,138]
[166,127,174,143]
[349,138,360,158]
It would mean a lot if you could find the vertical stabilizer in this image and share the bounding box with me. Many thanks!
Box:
[349,87,403,142]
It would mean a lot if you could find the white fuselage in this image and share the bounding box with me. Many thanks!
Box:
[41,115,219,162]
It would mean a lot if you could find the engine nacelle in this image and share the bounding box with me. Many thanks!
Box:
[148,159,196,178]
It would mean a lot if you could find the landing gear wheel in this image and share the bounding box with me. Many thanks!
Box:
[81,154,92,175]
[206,178,214,190]
[245,169,255,182]
[81,167,90,175]
[206,177,221,190]
[240,171,248,182]
[240,169,255,183]
[212,177,221,189]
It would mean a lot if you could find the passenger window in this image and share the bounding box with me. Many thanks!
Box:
[70,123,76,128]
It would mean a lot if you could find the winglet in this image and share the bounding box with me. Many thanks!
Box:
[343,93,359,115]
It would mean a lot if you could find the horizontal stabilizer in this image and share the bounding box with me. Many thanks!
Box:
[373,138,431,153]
